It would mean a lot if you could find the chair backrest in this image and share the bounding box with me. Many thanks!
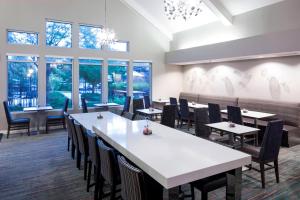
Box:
[143,96,151,109]
[3,101,12,124]
[123,96,131,113]
[118,155,146,200]
[123,112,134,120]
[64,112,72,138]
[227,106,243,125]
[134,114,146,121]
[81,98,88,113]
[67,116,78,148]
[208,103,222,123]
[170,97,180,118]
[259,120,284,162]
[109,107,123,116]
[133,99,145,114]
[86,130,100,166]
[161,105,176,128]
[179,98,190,119]
[74,120,88,155]
[98,140,118,185]
[194,108,211,139]
[63,98,69,112]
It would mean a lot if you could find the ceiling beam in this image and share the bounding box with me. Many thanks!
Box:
[202,0,233,25]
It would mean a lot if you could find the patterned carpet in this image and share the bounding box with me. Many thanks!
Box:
[0,130,299,200]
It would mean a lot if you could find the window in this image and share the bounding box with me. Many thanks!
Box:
[7,30,38,45]
[79,25,101,49]
[7,55,38,111]
[108,60,128,105]
[46,21,72,48]
[133,62,152,99]
[108,41,129,52]
[46,57,73,109]
[79,59,102,107]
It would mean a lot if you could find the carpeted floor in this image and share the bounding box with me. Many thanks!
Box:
[0,130,299,200]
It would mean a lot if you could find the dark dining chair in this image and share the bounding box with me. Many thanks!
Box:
[86,130,101,200]
[122,96,131,115]
[118,155,163,200]
[64,112,71,151]
[109,107,123,116]
[66,116,79,162]
[144,95,151,109]
[160,105,176,128]
[74,121,89,180]
[3,101,30,138]
[81,98,88,113]
[179,98,194,130]
[46,98,69,133]
[122,112,134,120]
[227,106,243,125]
[97,140,121,199]
[134,114,146,121]
[170,97,180,126]
[0,133,3,142]
[133,98,145,114]
[208,103,222,123]
[240,120,284,188]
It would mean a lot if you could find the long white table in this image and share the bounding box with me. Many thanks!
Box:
[71,112,251,200]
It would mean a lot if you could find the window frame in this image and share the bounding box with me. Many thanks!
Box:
[7,29,39,46]
[45,19,73,48]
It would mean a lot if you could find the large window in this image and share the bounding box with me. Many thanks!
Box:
[79,59,102,107]
[7,55,38,111]
[46,57,73,109]
[79,25,101,49]
[108,41,129,52]
[7,30,38,45]
[46,21,72,48]
[108,60,128,105]
[133,62,152,99]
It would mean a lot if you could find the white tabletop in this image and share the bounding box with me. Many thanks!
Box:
[23,106,53,112]
[206,122,259,135]
[188,102,208,109]
[94,103,120,107]
[221,109,276,119]
[69,112,251,189]
[136,108,163,115]
[152,99,170,104]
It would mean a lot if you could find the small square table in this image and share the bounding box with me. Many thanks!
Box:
[206,122,260,148]
[188,102,208,109]
[24,106,53,133]
[136,108,163,119]
[94,103,120,109]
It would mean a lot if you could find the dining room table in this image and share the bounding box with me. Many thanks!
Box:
[23,106,53,133]
[71,111,251,200]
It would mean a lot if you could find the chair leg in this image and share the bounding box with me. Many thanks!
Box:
[7,126,10,139]
[27,124,30,136]
[201,190,208,200]
[67,137,70,151]
[260,163,265,188]
[87,161,92,192]
[84,155,88,180]
[110,184,116,200]
[94,167,100,200]
[76,151,81,169]
[274,159,280,183]
[190,185,195,200]
[46,121,48,134]
[71,144,75,159]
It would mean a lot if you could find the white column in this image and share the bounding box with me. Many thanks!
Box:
[102,59,108,103]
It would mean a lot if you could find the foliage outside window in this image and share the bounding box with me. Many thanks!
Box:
[46,57,72,109]
[7,55,38,111]
[79,25,101,49]
[79,59,102,107]
[7,30,38,45]
[108,60,128,105]
[46,21,72,48]
[133,62,152,99]
[108,41,129,52]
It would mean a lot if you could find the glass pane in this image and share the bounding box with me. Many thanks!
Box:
[108,41,129,52]
[46,21,72,48]
[46,60,72,109]
[79,25,101,49]
[133,62,151,99]
[79,62,102,107]
[79,59,102,65]
[7,31,38,45]
[7,59,38,111]
[8,55,38,62]
[108,61,128,105]
[45,57,73,64]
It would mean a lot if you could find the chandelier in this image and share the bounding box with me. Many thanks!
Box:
[100,0,116,46]
[164,0,203,21]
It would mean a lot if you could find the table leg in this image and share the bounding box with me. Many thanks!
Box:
[36,111,40,133]
[167,186,180,200]
[226,167,242,200]
[240,135,244,148]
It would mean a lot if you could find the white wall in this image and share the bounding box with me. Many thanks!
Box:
[183,56,300,102]
[0,0,183,130]
[171,0,300,50]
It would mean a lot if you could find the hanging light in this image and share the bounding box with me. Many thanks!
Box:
[164,0,203,21]
[99,0,117,46]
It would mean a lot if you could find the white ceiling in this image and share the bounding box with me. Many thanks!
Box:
[121,0,285,38]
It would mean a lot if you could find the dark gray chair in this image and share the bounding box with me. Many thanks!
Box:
[3,101,30,138]
[66,116,79,162]
[160,105,176,128]
[109,107,123,116]
[227,106,243,125]
[208,103,222,123]
[0,133,3,142]
[134,114,146,121]
[179,98,194,130]
[170,97,180,126]
[122,96,131,115]
[46,98,69,133]
[81,98,88,113]
[133,98,145,114]
[122,112,134,120]
[144,95,151,109]
[64,112,71,151]
[241,120,284,188]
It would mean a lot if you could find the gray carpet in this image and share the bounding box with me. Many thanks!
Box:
[0,130,299,200]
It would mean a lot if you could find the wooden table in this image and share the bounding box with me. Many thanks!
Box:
[206,122,260,147]
[24,106,53,133]
[71,112,251,200]
[221,109,276,127]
